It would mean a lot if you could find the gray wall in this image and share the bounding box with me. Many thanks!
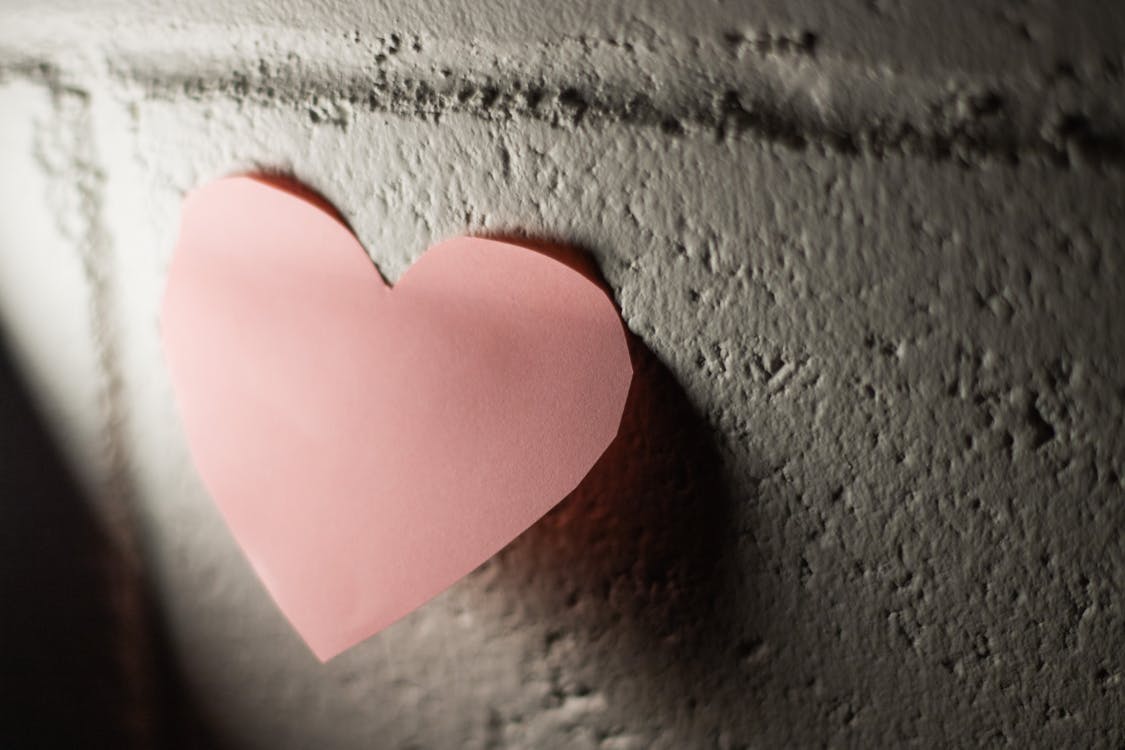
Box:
[1,1,1123,747]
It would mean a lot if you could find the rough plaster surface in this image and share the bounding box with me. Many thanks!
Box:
[1,1,1123,747]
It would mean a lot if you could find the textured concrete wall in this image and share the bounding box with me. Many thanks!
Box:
[1,2,1123,747]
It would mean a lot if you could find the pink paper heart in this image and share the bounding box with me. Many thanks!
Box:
[160,176,632,660]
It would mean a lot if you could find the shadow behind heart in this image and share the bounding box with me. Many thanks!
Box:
[435,232,758,726]
[477,322,754,726]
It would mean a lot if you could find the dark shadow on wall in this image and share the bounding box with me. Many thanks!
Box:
[0,336,230,750]
[484,320,769,736]
[463,233,773,739]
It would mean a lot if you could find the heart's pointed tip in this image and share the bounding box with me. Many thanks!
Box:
[309,642,342,663]
[303,629,357,662]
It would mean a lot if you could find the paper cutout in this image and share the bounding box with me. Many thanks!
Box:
[160,176,633,660]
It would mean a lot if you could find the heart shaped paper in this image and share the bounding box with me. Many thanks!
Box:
[161,176,632,660]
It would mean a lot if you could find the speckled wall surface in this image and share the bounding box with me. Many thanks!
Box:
[1,2,1123,747]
